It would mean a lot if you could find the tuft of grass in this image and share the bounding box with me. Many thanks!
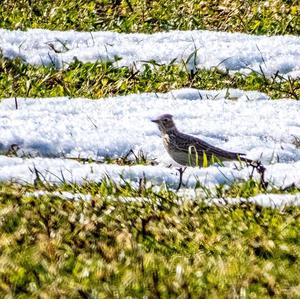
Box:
[0,0,299,35]
[1,55,300,100]
[0,181,300,297]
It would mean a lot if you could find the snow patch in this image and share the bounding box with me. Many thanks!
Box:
[1,29,300,77]
[0,88,299,191]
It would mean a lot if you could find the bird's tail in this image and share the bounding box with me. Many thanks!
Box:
[238,155,255,165]
[238,154,266,173]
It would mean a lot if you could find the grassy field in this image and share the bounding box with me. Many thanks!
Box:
[1,182,300,298]
[1,0,299,35]
[1,0,300,298]
[1,56,300,100]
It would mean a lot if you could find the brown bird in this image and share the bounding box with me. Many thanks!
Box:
[151,114,254,167]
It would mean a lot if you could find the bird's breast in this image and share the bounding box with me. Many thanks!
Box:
[163,133,178,154]
[162,134,170,148]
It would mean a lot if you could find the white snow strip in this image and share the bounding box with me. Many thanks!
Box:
[179,190,300,207]
[0,89,299,165]
[0,154,299,190]
[226,193,300,208]
[0,88,300,189]
[26,190,92,201]
[0,155,251,188]
[1,29,300,77]
[25,189,300,208]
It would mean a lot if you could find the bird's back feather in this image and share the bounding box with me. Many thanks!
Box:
[165,131,251,166]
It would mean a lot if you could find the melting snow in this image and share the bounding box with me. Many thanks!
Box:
[0,89,299,164]
[1,29,300,77]
[0,88,299,192]
[25,189,300,208]
[1,28,300,205]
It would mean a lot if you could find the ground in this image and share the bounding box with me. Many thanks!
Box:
[0,1,300,298]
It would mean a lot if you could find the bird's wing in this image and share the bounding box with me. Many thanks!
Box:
[174,133,246,160]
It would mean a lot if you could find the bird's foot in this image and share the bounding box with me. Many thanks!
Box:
[247,160,268,190]
[176,167,187,191]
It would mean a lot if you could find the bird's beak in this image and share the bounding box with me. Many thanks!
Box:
[151,118,159,123]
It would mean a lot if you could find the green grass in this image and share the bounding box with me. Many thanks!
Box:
[1,0,299,35]
[0,182,300,298]
[1,0,300,297]
[1,55,300,100]
[1,1,300,101]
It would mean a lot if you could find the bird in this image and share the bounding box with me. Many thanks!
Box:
[151,113,254,167]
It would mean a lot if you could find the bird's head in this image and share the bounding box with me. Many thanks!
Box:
[151,114,177,133]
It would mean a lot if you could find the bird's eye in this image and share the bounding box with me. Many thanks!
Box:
[163,118,168,122]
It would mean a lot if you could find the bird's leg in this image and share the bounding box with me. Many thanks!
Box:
[256,161,268,190]
[245,160,268,190]
[244,159,258,179]
[176,167,187,191]
[249,163,256,179]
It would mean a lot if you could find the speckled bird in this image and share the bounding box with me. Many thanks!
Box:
[152,114,254,167]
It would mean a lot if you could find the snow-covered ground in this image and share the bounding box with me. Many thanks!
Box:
[0,88,300,191]
[1,29,300,77]
[1,88,300,163]
[1,28,300,205]
[1,154,300,190]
